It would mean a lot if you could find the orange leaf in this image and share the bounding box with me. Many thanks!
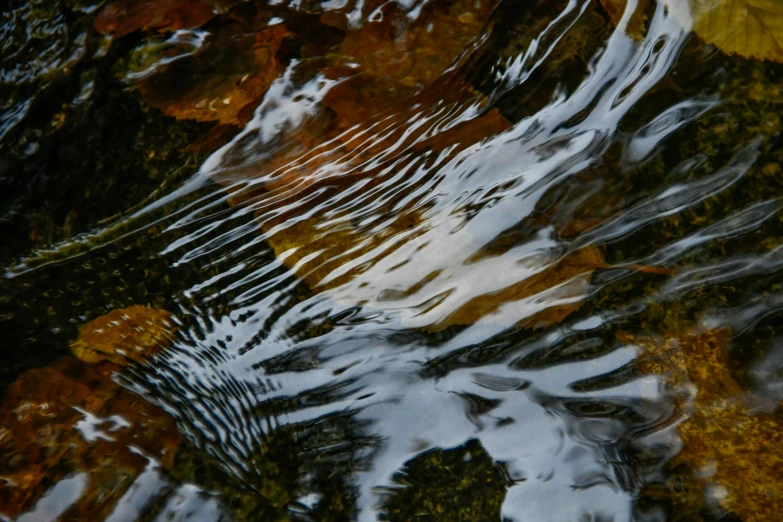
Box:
[0,357,181,519]
[95,0,236,38]
[337,0,497,92]
[135,23,289,125]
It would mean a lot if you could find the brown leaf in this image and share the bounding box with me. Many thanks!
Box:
[264,216,603,331]
[434,245,605,331]
[264,209,427,292]
[0,357,181,519]
[204,0,500,184]
[135,22,289,125]
[258,108,511,284]
[336,0,497,91]
[95,0,236,38]
[70,305,175,365]
[252,107,607,331]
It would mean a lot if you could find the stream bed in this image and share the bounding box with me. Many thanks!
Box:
[2,0,783,520]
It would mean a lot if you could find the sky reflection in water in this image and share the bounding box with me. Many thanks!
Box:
[5,0,783,520]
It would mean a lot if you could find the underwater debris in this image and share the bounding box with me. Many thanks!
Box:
[0,356,182,520]
[70,305,175,365]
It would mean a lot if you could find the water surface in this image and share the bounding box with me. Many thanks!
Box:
[3,0,783,520]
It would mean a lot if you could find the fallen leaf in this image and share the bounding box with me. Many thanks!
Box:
[336,0,497,91]
[259,108,512,284]
[214,97,657,332]
[70,305,175,365]
[435,245,605,331]
[0,357,181,519]
[198,0,627,333]
[264,208,427,292]
[629,328,783,522]
[203,0,501,188]
[682,0,783,62]
[264,213,604,331]
[135,22,289,125]
[95,0,236,38]
[602,0,783,61]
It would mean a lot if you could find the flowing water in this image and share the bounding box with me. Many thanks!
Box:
[3,0,783,520]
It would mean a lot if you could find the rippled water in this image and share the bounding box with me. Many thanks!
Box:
[3,0,783,520]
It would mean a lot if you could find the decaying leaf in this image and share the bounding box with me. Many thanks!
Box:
[601,0,783,61]
[135,23,289,125]
[628,329,783,521]
[264,214,608,332]
[258,108,510,274]
[220,89,673,332]
[196,0,636,332]
[264,209,427,292]
[70,305,175,365]
[109,0,498,139]
[267,211,605,331]
[264,103,510,196]
[95,0,236,38]
[209,0,501,186]
[336,0,497,92]
[437,244,605,331]
[0,357,182,519]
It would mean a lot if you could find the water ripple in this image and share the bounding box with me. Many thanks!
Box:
[6,0,783,519]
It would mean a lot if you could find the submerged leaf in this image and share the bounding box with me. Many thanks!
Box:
[95,0,235,38]
[602,0,783,61]
[267,211,603,331]
[202,0,634,333]
[70,305,175,365]
[437,244,605,331]
[260,108,511,279]
[683,0,783,62]
[135,23,289,125]
[336,0,497,92]
[0,357,181,519]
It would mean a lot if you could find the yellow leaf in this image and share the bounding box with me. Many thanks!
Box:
[603,0,783,61]
[683,0,783,62]
[70,305,175,365]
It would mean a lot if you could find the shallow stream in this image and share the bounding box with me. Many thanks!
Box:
[2,0,783,520]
